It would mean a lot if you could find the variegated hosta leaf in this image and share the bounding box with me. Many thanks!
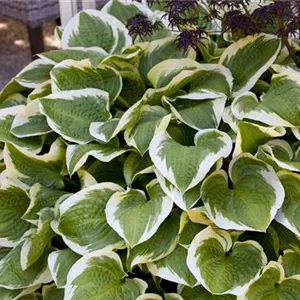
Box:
[10,100,51,138]
[147,245,197,287]
[38,47,108,65]
[232,72,300,127]
[55,183,125,255]
[0,285,41,300]
[0,93,26,109]
[219,34,281,96]
[48,248,81,288]
[179,285,236,299]
[42,286,64,300]
[123,152,153,186]
[187,207,215,226]
[201,153,284,231]
[28,80,51,101]
[258,140,300,172]
[87,158,126,186]
[138,36,195,83]
[155,169,201,211]
[3,139,66,189]
[90,98,145,143]
[179,219,206,248]
[22,183,68,225]
[77,169,97,189]
[64,250,147,300]
[279,249,300,277]
[136,294,163,300]
[21,209,55,270]
[50,60,122,103]
[104,61,145,107]
[0,185,31,247]
[61,10,131,53]
[0,79,30,103]
[233,121,285,157]
[222,106,238,133]
[187,226,267,295]
[15,59,53,89]
[165,294,184,300]
[40,89,111,144]
[0,107,43,153]
[106,179,173,247]
[149,127,232,193]
[66,140,128,176]
[124,105,168,155]
[275,171,300,236]
[239,262,300,300]
[163,96,226,131]
[0,243,52,289]
[127,209,183,269]
[102,0,153,25]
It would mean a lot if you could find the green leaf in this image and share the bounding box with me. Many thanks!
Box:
[55,183,125,255]
[50,60,122,103]
[0,108,43,153]
[106,179,173,247]
[275,171,300,236]
[48,248,81,288]
[102,0,153,25]
[15,59,53,89]
[279,249,300,277]
[64,250,147,300]
[127,209,183,268]
[125,105,168,155]
[179,285,236,299]
[240,262,300,300]
[40,89,111,144]
[28,80,51,101]
[148,245,197,287]
[0,185,31,247]
[259,140,300,172]
[179,219,206,248]
[10,100,52,138]
[220,34,281,96]
[138,37,194,84]
[43,286,64,300]
[150,125,232,193]
[163,96,226,131]
[233,121,285,157]
[20,209,55,270]
[232,73,300,127]
[3,139,66,189]
[0,93,26,109]
[187,226,267,295]
[0,243,52,289]
[201,153,284,231]
[23,183,68,224]
[39,47,108,65]
[123,152,154,186]
[66,141,128,176]
[61,10,131,53]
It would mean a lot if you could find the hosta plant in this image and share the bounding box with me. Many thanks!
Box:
[1,0,300,299]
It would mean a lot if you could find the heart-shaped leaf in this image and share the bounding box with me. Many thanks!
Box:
[64,250,147,300]
[278,249,300,277]
[239,262,300,300]
[61,10,131,53]
[55,183,125,255]
[187,226,267,295]
[150,127,232,193]
[40,89,111,144]
[106,179,173,247]
[201,153,284,231]
[179,285,236,299]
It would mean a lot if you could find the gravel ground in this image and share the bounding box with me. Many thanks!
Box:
[0,16,59,90]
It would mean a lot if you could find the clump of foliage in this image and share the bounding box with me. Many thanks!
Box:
[0,0,300,299]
